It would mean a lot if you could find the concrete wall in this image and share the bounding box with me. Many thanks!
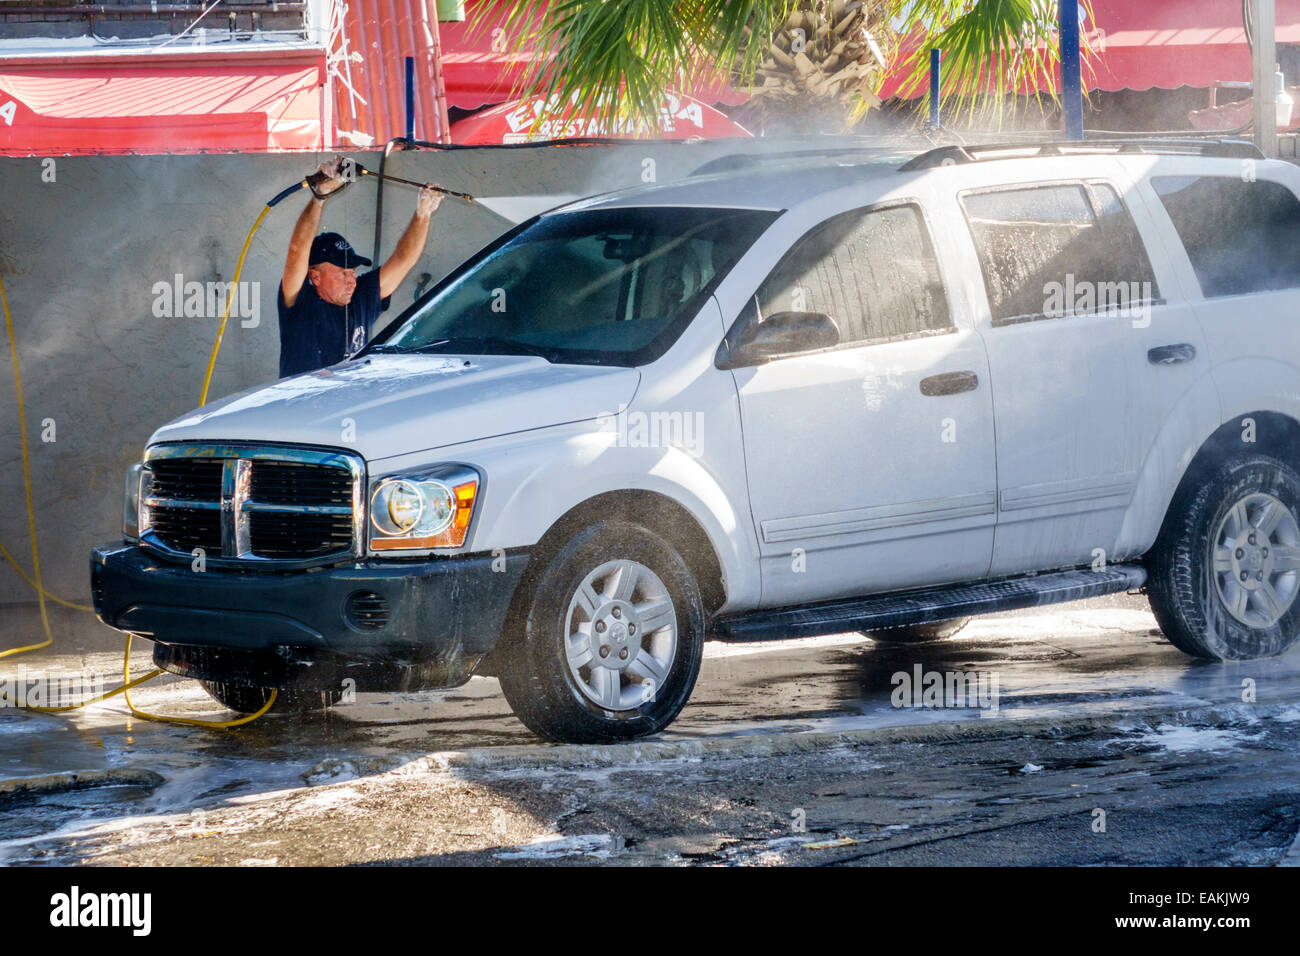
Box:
[0,138,772,650]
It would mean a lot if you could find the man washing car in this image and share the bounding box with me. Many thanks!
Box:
[278,155,443,377]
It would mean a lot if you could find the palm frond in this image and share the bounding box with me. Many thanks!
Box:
[492,0,798,132]
[885,0,1096,123]
[479,0,1095,133]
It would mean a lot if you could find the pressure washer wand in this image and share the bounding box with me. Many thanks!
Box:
[266,167,474,208]
[355,164,475,202]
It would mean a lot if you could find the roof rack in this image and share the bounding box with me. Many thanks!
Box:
[688,145,907,178]
[899,138,1264,171]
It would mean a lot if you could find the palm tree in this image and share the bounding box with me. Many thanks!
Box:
[491,0,1084,134]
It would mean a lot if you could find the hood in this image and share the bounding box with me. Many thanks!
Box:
[151,354,641,461]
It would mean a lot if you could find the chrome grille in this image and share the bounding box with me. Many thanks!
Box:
[248,511,355,558]
[149,507,223,555]
[249,461,353,507]
[149,458,224,501]
[142,444,364,567]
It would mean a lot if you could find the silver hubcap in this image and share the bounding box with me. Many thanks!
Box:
[1211,491,1300,628]
[564,559,678,712]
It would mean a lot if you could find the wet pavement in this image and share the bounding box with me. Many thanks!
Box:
[3,594,1300,865]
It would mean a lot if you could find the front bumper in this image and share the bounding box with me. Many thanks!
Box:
[90,542,529,691]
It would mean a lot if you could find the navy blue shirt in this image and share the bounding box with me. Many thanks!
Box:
[277,269,391,378]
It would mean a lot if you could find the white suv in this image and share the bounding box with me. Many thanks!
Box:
[92,140,1300,742]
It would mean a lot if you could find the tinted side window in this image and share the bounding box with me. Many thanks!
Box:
[962,183,1159,325]
[1152,175,1300,297]
[757,203,952,348]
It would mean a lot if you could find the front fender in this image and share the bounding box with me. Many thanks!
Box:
[370,298,762,611]
[465,424,761,611]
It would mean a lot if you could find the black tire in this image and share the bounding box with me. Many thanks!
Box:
[1146,452,1300,660]
[496,519,705,743]
[199,681,341,715]
[862,617,972,644]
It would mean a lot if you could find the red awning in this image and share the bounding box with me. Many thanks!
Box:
[450,92,751,144]
[0,48,327,156]
[1087,0,1300,92]
[438,5,748,111]
[880,0,1300,99]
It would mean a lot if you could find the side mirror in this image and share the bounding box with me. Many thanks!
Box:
[716,310,841,369]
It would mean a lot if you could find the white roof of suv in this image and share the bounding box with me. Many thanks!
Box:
[563,153,915,213]
[558,138,1269,215]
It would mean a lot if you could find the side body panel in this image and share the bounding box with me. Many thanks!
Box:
[1116,156,1300,556]
[928,157,1217,574]
[715,178,999,608]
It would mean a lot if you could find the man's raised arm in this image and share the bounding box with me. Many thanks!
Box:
[281,155,347,308]
[379,184,443,300]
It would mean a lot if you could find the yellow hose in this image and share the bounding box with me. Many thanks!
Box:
[0,540,91,612]
[0,273,52,660]
[122,634,278,728]
[199,203,272,406]
[20,660,165,714]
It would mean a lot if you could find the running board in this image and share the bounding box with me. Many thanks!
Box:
[711,565,1147,643]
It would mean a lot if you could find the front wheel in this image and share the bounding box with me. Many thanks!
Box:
[496,520,705,743]
[1147,453,1300,660]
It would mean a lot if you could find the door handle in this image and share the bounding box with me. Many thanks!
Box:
[920,370,979,396]
[1147,343,1197,366]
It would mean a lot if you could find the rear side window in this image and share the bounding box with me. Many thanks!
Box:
[757,203,952,348]
[1152,175,1300,297]
[962,183,1159,325]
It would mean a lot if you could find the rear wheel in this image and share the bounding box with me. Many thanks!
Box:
[862,617,972,644]
[1147,453,1300,660]
[199,681,341,715]
[496,520,705,743]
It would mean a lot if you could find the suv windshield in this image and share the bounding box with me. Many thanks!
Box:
[373,206,779,366]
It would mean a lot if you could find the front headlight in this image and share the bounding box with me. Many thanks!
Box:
[368,465,479,551]
[123,462,152,542]
[371,479,425,535]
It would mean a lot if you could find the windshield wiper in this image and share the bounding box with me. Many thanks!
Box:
[410,337,559,362]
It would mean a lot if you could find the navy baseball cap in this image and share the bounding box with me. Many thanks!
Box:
[309,232,372,269]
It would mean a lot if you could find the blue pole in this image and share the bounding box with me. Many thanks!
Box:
[1059,0,1083,139]
[405,56,415,141]
[929,48,941,127]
